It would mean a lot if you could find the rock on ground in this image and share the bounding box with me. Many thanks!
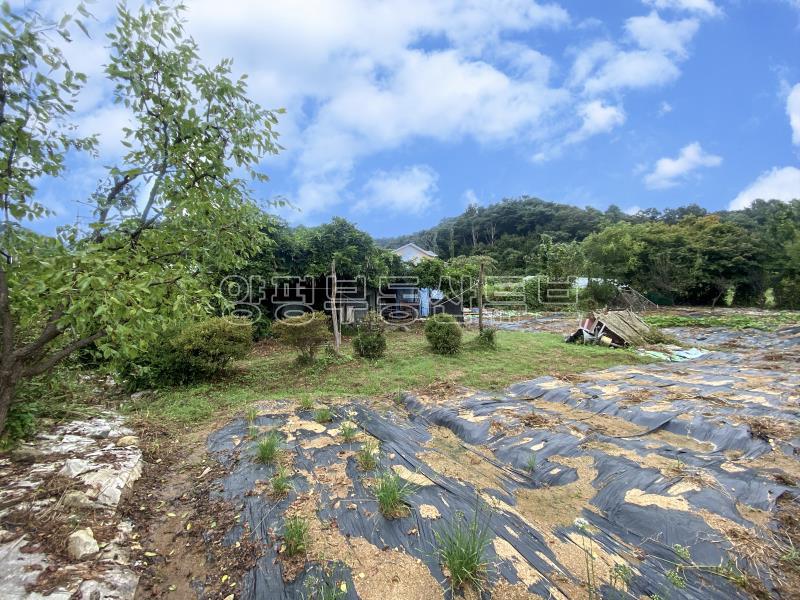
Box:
[67,528,99,560]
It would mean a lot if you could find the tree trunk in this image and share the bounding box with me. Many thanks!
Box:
[478,261,485,333]
[0,370,18,434]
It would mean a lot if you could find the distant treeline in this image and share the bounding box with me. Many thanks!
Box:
[375,197,800,308]
[237,197,799,309]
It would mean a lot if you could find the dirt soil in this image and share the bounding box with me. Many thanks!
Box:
[126,316,800,600]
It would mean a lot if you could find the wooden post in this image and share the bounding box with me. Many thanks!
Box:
[331,259,341,352]
[478,261,485,333]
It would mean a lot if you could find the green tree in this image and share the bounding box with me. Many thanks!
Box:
[0,2,282,433]
[582,223,645,282]
[528,235,586,279]
[412,257,445,289]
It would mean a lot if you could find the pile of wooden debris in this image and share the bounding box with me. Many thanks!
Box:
[565,309,652,347]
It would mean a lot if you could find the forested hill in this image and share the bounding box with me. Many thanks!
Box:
[377,195,798,268]
[377,196,718,256]
[379,196,605,257]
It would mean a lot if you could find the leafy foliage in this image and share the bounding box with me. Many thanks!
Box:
[643,313,799,331]
[380,197,800,310]
[582,279,620,309]
[774,276,800,310]
[352,311,387,359]
[272,312,331,363]
[424,313,462,355]
[0,1,281,433]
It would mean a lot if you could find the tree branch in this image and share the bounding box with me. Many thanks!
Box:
[93,174,135,241]
[12,308,64,361]
[22,330,104,378]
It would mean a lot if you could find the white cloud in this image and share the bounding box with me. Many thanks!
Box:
[76,105,135,157]
[625,11,699,58]
[624,205,642,215]
[567,41,616,88]
[575,100,626,138]
[570,7,704,97]
[533,100,625,161]
[643,0,721,17]
[176,1,574,215]
[354,165,438,214]
[298,48,567,179]
[788,83,800,145]
[13,0,719,222]
[658,101,673,116]
[644,142,722,189]
[583,50,681,94]
[730,167,800,210]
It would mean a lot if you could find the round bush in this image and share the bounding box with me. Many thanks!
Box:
[353,311,387,359]
[125,316,253,389]
[171,317,253,378]
[272,311,331,363]
[425,313,462,355]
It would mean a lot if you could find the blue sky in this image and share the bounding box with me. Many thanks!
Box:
[18,0,800,238]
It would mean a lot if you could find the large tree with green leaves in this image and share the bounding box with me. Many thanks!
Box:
[0,2,282,432]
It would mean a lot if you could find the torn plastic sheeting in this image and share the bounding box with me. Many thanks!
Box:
[203,327,800,598]
[208,399,779,599]
[640,347,709,362]
[417,382,785,494]
[208,408,585,599]
[664,326,800,351]
[410,389,790,513]
[508,379,781,459]
[377,398,767,598]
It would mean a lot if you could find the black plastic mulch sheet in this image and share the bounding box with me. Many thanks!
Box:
[206,326,799,600]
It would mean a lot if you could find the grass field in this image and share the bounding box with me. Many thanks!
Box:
[643,312,800,331]
[125,328,651,425]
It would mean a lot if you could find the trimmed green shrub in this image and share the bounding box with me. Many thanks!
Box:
[353,311,387,359]
[272,311,331,363]
[125,316,253,389]
[3,401,38,444]
[171,316,253,376]
[252,316,272,341]
[425,313,462,355]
